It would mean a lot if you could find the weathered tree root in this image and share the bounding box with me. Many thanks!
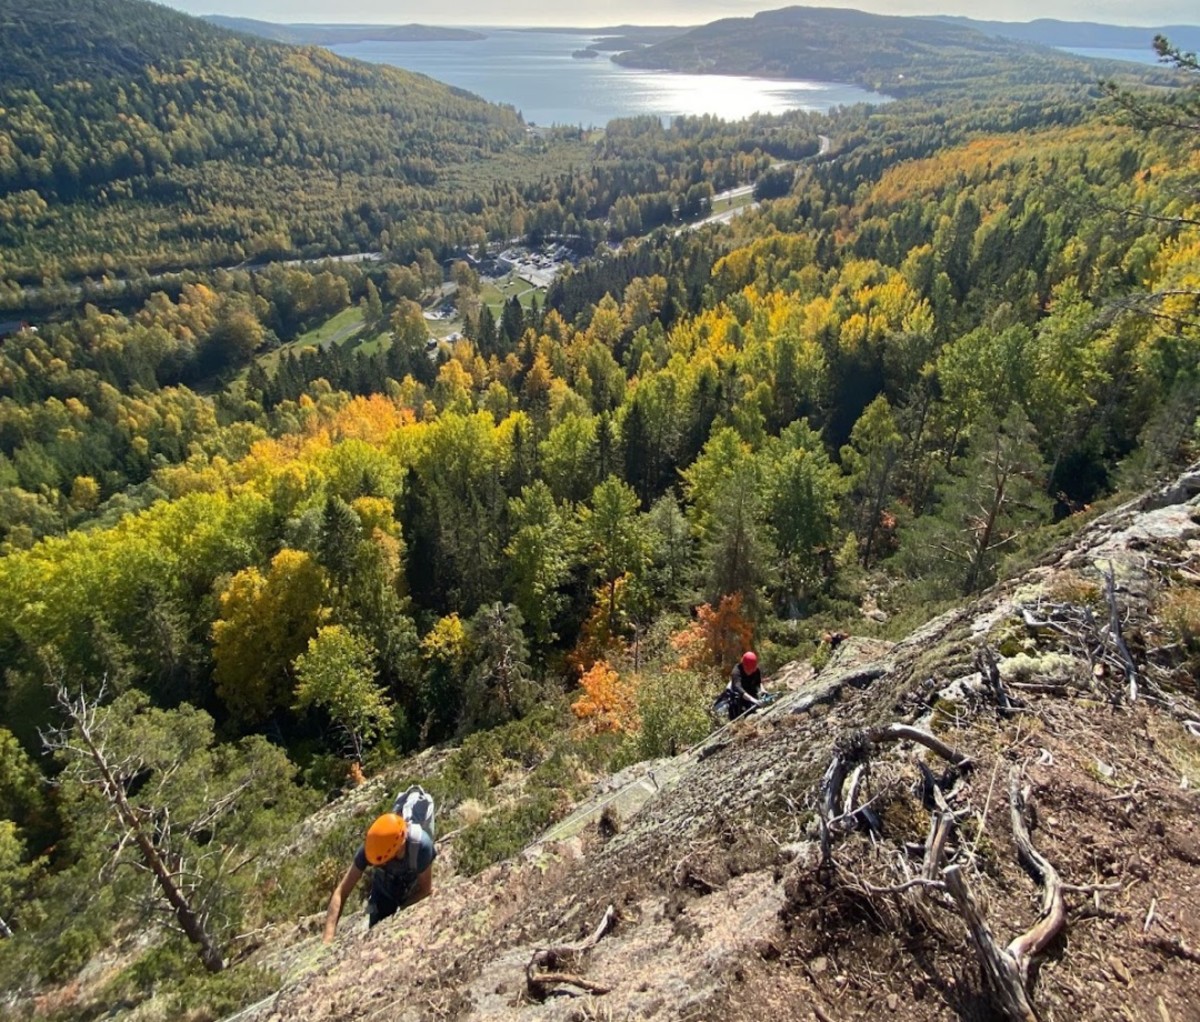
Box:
[942,766,1066,1022]
[818,724,971,877]
[868,723,973,769]
[525,903,616,1001]
[823,725,972,821]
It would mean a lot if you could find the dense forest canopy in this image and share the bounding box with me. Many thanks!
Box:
[0,0,1197,1014]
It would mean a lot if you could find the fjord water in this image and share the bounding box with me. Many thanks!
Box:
[331,29,890,127]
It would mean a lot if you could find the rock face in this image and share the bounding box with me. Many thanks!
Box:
[240,466,1200,1022]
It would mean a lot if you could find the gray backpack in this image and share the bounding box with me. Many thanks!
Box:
[392,784,436,869]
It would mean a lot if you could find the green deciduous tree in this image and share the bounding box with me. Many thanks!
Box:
[294,625,392,765]
[212,549,328,725]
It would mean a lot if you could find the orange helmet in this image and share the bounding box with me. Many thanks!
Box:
[741,651,758,672]
[365,813,407,865]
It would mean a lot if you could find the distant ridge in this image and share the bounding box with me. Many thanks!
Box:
[936,16,1200,53]
[201,17,486,45]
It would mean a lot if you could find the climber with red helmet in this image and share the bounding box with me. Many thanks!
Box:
[728,650,767,721]
[323,788,437,942]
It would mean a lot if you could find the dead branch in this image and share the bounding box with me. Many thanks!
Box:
[1006,769,1066,970]
[924,812,953,880]
[1007,683,1073,695]
[526,904,616,1002]
[673,852,716,894]
[864,876,948,896]
[528,972,612,995]
[869,724,973,768]
[977,646,1020,717]
[1145,936,1200,965]
[1104,562,1140,703]
[844,763,867,817]
[1060,881,1122,895]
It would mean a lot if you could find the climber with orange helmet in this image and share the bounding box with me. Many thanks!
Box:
[728,650,767,721]
[323,796,436,942]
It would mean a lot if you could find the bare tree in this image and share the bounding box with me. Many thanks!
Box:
[42,681,301,974]
[42,682,227,971]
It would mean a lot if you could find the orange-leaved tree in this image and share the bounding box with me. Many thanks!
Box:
[569,574,633,678]
[571,660,638,734]
[669,594,754,673]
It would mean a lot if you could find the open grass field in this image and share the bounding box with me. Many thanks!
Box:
[256,306,366,373]
[481,271,544,313]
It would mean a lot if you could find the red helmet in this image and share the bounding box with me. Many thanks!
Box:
[741,651,758,672]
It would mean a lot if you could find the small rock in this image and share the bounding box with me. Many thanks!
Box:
[887,993,900,1011]
[810,956,829,974]
[754,939,781,960]
[1108,956,1132,986]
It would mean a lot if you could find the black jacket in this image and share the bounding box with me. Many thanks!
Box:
[730,663,763,701]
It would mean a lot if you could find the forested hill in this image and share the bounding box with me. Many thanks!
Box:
[0,0,524,279]
[612,4,1174,96]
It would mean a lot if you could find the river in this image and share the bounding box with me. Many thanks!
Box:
[330,29,889,128]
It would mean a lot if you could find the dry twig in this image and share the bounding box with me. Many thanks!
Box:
[526,904,617,1001]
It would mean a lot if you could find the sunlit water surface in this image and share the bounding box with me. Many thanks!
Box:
[331,29,890,127]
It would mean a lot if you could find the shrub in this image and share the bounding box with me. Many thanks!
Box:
[1161,588,1200,652]
[166,964,280,1022]
[628,669,711,761]
[452,787,561,876]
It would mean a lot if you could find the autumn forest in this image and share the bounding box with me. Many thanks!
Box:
[0,0,1197,1013]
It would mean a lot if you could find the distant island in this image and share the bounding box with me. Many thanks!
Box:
[572,48,601,59]
[202,17,485,45]
[609,6,1183,98]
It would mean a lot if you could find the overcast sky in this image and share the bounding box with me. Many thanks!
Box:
[156,0,1200,29]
